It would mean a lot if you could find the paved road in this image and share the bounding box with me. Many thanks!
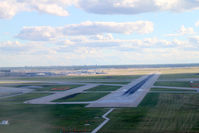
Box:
[91,108,114,133]
[25,84,99,104]
[87,74,160,107]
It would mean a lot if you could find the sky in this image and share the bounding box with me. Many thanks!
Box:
[0,0,199,67]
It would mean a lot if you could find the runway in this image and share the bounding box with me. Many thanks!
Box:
[87,74,160,107]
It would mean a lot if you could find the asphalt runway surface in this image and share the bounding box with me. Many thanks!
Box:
[87,73,160,107]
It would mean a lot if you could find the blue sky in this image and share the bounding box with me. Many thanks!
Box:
[0,0,199,67]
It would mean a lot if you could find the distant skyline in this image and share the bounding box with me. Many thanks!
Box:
[1,0,199,67]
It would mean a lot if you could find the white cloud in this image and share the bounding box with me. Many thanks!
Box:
[0,40,57,55]
[16,26,61,41]
[16,21,154,41]
[195,21,199,27]
[189,35,199,44]
[2,34,199,66]
[63,21,154,35]
[77,0,199,15]
[0,0,24,19]
[179,25,195,35]
[2,0,199,19]
[0,41,29,53]
[167,25,195,37]
[0,0,76,19]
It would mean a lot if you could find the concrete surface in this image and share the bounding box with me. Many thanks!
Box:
[87,74,160,107]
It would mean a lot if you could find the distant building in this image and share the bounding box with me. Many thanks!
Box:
[0,70,11,73]
[25,72,58,77]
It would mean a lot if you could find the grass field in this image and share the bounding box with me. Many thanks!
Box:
[86,82,129,84]
[159,73,199,80]
[154,81,191,87]
[150,88,197,92]
[15,84,82,91]
[100,93,199,133]
[0,93,51,103]
[16,75,140,81]
[0,81,36,84]
[0,88,108,132]
[86,85,121,91]
[0,82,52,87]
[54,92,109,102]
[0,92,21,97]
[1,70,199,133]
[0,104,108,133]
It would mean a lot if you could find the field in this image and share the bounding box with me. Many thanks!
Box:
[154,81,191,87]
[15,75,140,82]
[150,88,197,92]
[85,82,130,84]
[159,73,199,80]
[15,84,83,91]
[0,67,199,133]
[0,104,108,133]
[0,93,51,103]
[54,92,109,102]
[100,93,199,133]
[86,85,121,91]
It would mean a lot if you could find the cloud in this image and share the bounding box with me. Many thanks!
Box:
[0,0,24,19]
[16,21,154,41]
[0,41,57,55]
[2,33,199,66]
[0,41,29,53]
[0,0,76,19]
[167,25,195,37]
[77,0,199,15]
[16,26,61,41]
[2,0,199,19]
[195,21,199,27]
[189,35,199,45]
[179,25,195,35]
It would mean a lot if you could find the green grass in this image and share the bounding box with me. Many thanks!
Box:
[0,104,108,133]
[15,75,140,81]
[0,93,50,103]
[139,93,160,107]
[86,85,121,91]
[0,92,21,97]
[15,84,82,91]
[54,92,109,102]
[86,82,129,84]
[101,93,199,133]
[159,73,199,80]
[1,82,54,87]
[151,88,197,92]
[154,81,191,87]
